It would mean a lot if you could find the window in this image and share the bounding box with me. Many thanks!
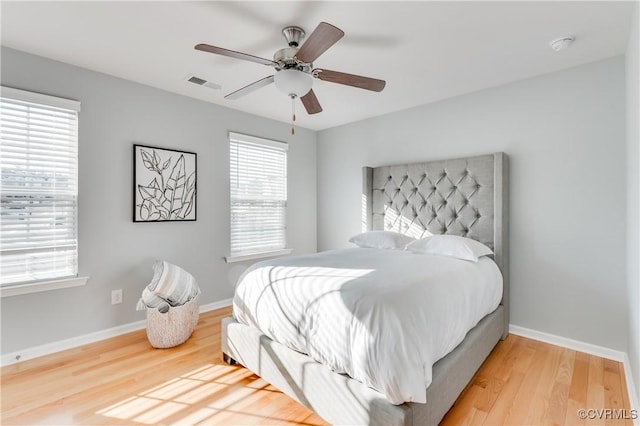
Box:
[228,132,289,262]
[0,87,83,291]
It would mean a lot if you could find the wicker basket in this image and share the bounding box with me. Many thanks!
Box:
[145,294,200,348]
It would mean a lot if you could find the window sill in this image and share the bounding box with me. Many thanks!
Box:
[225,249,292,264]
[0,276,90,297]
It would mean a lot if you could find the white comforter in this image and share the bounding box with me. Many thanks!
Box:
[232,248,502,404]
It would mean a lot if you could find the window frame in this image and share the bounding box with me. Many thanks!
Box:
[0,86,88,297]
[225,132,291,263]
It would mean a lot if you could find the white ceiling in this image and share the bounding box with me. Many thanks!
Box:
[0,1,634,131]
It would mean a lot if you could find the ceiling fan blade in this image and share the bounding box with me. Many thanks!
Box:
[295,22,344,63]
[195,44,277,67]
[225,75,275,100]
[314,69,386,92]
[300,89,322,114]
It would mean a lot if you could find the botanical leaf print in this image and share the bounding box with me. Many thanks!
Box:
[140,150,156,172]
[135,147,196,221]
[165,155,187,219]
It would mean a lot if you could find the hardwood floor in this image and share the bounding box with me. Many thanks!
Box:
[1,307,632,425]
[442,335,632,426]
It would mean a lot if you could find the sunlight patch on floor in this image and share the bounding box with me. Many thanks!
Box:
[172,407,218,425]
[95,363,247,424]
[98,395,163,420]
[133,400,188,424]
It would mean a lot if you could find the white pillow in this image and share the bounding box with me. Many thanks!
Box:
[136,287,167,311]
[349,231,416,250]
[406,235,493,262]
[147,260,200,306]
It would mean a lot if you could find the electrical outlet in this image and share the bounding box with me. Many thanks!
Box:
[111,289,123,305]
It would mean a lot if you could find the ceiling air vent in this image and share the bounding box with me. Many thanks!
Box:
[185,75,221,90]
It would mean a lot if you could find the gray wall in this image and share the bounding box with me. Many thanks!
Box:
[626,3,640,399]
[0,47,317,354]
[317,56,628,351]
[1,43,635,373]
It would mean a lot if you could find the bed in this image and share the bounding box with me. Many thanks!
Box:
[222,152,509,425]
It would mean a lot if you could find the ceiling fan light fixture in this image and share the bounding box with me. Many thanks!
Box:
[274,69,313,97]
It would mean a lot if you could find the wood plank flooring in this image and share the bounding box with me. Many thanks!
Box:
[1,306,632,425]
[442,334,632,426]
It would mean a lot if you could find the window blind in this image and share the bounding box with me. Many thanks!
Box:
[229,132,287,257]
[0,87,80,286]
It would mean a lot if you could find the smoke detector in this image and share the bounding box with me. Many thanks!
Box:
[549,36,575,52]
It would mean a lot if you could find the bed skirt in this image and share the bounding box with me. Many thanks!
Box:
[221,304,505,426]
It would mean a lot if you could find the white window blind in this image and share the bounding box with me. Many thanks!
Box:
[0,87,81,286]
[229,132,288,257]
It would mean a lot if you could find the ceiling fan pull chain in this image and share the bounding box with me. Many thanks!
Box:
[291,95,296,135]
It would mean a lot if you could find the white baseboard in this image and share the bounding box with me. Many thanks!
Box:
[510,324,639,424]
[509,324,626,361]
[1,297,233,367]
[622,353,640,426]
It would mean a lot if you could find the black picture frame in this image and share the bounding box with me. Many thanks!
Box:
[133,144,197,222]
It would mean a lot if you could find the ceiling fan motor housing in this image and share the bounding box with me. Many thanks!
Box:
[274,47,312,72]
[274,47,299,67]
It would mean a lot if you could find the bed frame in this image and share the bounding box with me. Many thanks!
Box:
[222,152,509,425]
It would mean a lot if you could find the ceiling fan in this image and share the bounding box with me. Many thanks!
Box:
[194,22,386,116]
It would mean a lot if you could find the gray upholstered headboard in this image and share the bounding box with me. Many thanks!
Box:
[362,152,509,335]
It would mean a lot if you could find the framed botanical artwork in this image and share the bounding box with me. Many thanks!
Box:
[133,144,197,222]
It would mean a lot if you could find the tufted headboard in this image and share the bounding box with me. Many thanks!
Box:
[362,153,509,335]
